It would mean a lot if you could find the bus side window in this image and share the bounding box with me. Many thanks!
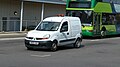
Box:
[102,13,108,25]
[102,13,115,25]
[96,0,102,2]
[115,14,120,24]
[109,15,115,25]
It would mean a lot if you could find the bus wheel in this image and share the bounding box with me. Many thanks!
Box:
[101,31,106,38]
[74,38,82,48]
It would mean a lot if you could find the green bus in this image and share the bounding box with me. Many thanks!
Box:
[66,0,120,37]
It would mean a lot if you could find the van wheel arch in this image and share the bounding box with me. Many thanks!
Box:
[53,40,58,45]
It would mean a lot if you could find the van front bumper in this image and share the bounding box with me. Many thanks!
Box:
[25,40,53,49]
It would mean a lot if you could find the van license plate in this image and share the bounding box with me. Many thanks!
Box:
[29,42,39,45]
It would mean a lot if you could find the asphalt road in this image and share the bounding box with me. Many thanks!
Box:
[0,37,120,67]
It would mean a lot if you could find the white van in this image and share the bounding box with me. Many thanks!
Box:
[25,16,82,51]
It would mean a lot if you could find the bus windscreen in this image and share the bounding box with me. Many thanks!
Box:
[69,2,91,8]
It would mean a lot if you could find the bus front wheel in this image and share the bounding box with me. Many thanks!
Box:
[100,30,106,38]
[101,26,106,38]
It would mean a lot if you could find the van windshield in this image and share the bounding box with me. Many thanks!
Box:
[36,21,60,31]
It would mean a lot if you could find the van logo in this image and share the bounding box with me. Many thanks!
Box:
[33,38,36,40]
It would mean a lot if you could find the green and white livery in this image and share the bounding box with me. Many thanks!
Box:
[66,0,120,37]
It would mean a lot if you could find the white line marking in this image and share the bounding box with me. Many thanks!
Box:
[0,37,25,41]
[87,37,120,42]
[31,54,51,58]
[90,39,99,41]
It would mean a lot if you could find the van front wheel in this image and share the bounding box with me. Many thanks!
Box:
[74,39,81,48]
[27,47,33,50]
[51,42,57,51]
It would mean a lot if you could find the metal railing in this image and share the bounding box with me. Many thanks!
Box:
[0,20,40,32]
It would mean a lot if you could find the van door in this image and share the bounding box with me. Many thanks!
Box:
[59,21,71,45]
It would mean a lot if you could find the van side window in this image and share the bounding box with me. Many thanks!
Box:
[60,21,68,32]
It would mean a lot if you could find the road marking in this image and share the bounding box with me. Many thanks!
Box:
[90,39,99,41]
[31,54,51,58]
[0,37,25,41]
[84,37,120,42]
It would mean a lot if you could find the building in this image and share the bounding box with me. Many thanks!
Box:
[0,0,66,32]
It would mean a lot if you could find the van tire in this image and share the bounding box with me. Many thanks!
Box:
[27,47,33,50]
[74,38,82,48]
[51,42,57,51]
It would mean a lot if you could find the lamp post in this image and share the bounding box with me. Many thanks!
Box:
[20,0,24,32]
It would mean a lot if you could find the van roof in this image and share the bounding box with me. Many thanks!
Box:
[43,16,79,22]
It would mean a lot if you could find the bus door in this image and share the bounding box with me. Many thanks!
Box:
[94,13,101,35]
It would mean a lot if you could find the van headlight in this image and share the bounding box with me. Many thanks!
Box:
[43,34,50,39]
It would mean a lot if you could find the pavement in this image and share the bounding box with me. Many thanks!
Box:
[0,32,27,38]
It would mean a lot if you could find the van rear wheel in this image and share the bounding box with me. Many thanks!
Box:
[74,39,81,48]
